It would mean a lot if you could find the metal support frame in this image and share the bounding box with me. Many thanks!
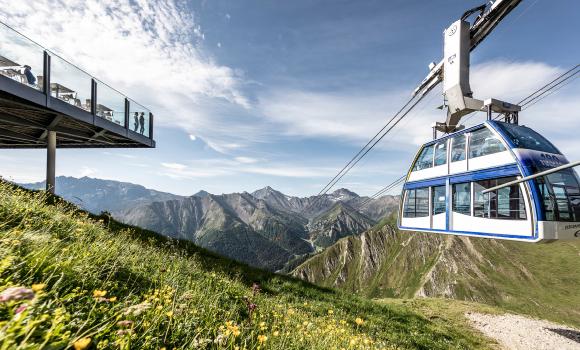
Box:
[90,79,97,116]
[124,98,129,128]
[149,112,154,140]
[414,0,523,133]
[46,130,56,193]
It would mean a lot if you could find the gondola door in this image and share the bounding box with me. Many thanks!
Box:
[432,185,447,230]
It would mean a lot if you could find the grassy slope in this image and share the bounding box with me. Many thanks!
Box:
[293,218,580,328]
[0,182,493,349]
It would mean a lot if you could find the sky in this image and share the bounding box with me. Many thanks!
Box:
[0,0,579,197]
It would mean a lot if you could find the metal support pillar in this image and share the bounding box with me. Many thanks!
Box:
[487,104,492,121]
[46,131,56,193]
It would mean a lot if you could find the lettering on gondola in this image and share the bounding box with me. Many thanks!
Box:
[575,230,580,238]
[538,153,563,168]
[564,224,580,231]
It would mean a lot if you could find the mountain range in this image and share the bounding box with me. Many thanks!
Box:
[22,176,399,270]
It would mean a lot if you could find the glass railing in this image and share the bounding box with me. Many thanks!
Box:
[0,21,153,139]
[95,79,126,127]
[128,99,151,137]
[0,23,44,91]
[50,54,92,112]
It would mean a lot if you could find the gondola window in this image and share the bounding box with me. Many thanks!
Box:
[432,186,446,215]
[434,141,448,166]
[451,134,466,162]
[452,183,471,215]
[413,145,435,171]
[469,128,506,159]
[474,177,526,220]
[403,188,430,218]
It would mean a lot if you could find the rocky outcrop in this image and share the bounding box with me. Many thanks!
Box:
[292,222,580,307]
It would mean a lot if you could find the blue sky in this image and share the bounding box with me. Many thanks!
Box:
[0,0,579,196]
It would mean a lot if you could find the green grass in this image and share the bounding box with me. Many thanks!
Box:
[295,215,580,329]
[0,181,493,349]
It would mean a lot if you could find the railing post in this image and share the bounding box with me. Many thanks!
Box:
[90,79,97,116]
[43,51,51,107]
[149,112,154,139]
[124,98,129,129]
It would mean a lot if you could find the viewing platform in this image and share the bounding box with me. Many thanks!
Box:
[0,22,155,192]
[0,22,155,149]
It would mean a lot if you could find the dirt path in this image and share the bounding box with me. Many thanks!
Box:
[467,312,580,350]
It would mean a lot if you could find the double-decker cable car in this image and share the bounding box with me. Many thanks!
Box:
[395,0,579,242]
[398,120,580,242]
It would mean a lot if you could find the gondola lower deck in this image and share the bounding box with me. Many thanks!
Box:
[398,121,580,242]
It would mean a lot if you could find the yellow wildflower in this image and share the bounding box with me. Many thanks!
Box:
[273,331,279,337]
[257,335,268,344]
[31,284,46,292]
[93,290,107,298]
[327,309,334,315]
[166,311,174,317]
[355,317,364,325]
[109,296,117,302]
[73,337,91,350]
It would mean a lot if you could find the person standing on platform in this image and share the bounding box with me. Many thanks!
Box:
[133,112,139,132]
[139,112,145,135]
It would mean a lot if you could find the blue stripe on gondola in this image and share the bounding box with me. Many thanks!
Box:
[404,164,521,190]
[398,226,538,240]
[404,177,447,189]
[449,164,520,184]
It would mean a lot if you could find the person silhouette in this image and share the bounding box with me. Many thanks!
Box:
[21,65,36,85]
[139,112,145,135]
[133,112,139,132]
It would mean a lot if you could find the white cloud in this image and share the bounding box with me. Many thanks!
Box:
[161,162,187,171]
[78,166,97,177]
[189,134,197,141]
[241,166,334,178]
[258,60,579,153]
[0,0,251,150]
[234,156,259,164]
[157,158,336,180]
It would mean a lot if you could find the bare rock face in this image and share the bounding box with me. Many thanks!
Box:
[119,186,400,271]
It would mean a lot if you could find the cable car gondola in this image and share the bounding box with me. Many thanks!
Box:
[398,120,580,242]
[394,1,579,242]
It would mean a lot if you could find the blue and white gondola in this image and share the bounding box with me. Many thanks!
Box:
[398,120,580,242]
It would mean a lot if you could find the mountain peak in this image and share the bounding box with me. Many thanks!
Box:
[193,190,211,198]
[252,186,285,199]
[329,188,359,200]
